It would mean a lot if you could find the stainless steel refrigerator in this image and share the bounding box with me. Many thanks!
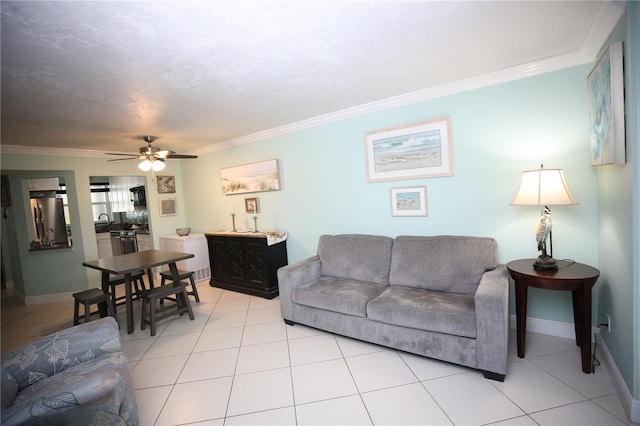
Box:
[30,191,68,246]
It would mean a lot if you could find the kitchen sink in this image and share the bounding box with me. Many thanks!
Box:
[94,221,111,233]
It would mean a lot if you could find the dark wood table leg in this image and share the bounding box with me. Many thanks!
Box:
[572,290,581,346]
[573,285,592,373]
[168,261,183,308]
[515,281,528,358]
[146,267,155,290]
[124,273,134,334]
[99,272,110,317]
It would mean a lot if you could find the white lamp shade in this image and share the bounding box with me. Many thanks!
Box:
[138,159,152,172]
[512,166,577,206]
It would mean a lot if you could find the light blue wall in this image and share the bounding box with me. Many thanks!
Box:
[596,4,639,400]
[182,65,598,326]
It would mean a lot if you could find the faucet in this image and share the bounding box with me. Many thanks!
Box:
[98,213,111,222]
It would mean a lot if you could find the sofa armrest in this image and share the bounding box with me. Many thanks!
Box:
[2,317,121,391]
[474,264,509,376]
[277,255,322,321]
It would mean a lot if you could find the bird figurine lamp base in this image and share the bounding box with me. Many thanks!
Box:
[533,206,557,270]
[534,255,558,270]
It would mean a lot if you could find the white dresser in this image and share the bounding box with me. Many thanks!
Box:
[159,233,211,282]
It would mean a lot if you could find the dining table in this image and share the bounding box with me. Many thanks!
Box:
[83,249,194,334]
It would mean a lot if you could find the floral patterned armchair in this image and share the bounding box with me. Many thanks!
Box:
[1,317,137,426]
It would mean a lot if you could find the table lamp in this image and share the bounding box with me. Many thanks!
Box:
[511,164,577,269]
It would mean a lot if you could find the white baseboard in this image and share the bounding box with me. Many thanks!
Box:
[510,315,639,424]
[596,330,640,424]
[509,314,581,339]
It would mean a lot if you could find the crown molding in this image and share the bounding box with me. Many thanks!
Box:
[582,1,626,60]
[4,2,624,159]
[0,144,107,157]
[191,48,595,156]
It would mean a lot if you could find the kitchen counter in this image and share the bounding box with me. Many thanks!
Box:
[29,242,73,252]
[94,222,149,234]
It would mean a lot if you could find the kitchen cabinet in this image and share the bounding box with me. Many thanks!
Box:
[136,233,153,252]
[205,232,288,299]
[96,232,112,258]
[28,178,60,191]
[160,234,210,282]
[108,176,145,212]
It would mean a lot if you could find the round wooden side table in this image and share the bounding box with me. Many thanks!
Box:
[506,259,600,374]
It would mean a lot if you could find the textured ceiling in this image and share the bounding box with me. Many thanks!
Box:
[0,1,622,157]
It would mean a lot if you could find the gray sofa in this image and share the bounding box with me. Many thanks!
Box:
[278,234,509,381]
[1,317,138,425]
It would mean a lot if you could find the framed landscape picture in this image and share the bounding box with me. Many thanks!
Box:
[588,41,625,165]
[221,159,281,195]
[365,117,453,182]
[159,198,177,216]
[390,186,428,217]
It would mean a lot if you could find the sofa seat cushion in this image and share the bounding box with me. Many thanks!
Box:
[2,352,131,426]
[367,286,477,338]
[292,276,387,317]
[318,234,394,285]
[389,236,498,295]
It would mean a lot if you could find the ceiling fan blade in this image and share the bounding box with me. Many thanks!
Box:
[166,154,198,159]
[106,157,139,162]
[156,149,174,158]
[106,152,140,156]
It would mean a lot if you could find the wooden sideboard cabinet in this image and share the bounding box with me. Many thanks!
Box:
[205,232,288,299]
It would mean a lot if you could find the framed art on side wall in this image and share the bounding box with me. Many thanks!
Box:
[588,41,626,165]
[365,117,453,182]
[159,198,177,216]
[390,186,428,217]
[221,159,281,195]
[157,175,175,193]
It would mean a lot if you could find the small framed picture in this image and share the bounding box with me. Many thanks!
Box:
[245,197,259,214]
[157,175,176,193]
[390,186,428,217]
[159,198,177,216]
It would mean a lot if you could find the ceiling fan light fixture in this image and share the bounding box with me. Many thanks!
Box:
[138,159,152,172]
[152,158,166,172]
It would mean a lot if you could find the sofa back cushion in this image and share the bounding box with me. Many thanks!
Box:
[318,234,393,285]
[1,317,121,392]
[389,235,498,295]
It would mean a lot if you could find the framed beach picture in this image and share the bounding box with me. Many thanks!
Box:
[221,159,281,195]
[159,198,177,216]
[390,186,428,217]
[365,117,453,182]
[588,41,625,165]
[157,175,175,193]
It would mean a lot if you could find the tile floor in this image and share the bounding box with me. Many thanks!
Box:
[1,281,634,425]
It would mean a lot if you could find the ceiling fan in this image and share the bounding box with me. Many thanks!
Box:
[106,136,198,171]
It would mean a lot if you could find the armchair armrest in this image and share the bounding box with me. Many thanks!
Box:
[277,255,322,321]
[2,317,121,391]
[474,264,509,378]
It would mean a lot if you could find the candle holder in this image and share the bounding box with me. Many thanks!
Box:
[253,215,258,233]
[231,213,236,232]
